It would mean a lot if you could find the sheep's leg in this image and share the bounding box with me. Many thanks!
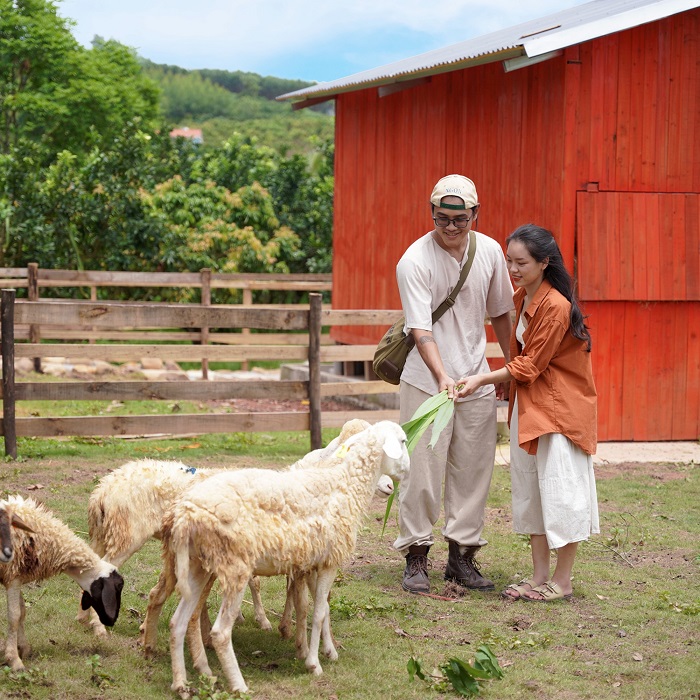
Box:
[278,574,295,640]
[306,570,336,659]
[200,602,213,648]
[170,564,210,699]
[305,567,337,676]
[293,573,309,659]
[5,582,25,671]
[209,582,248,695]
[17,590,30,662]
[140,567,176,654]
[186,574,216,676]
[248,575,272,630]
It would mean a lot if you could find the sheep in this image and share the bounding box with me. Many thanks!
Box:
[164,420,409,697]
[79,459,271,638]
[0,495,124,671]
[138,419,393,657]
[84,419,386,645]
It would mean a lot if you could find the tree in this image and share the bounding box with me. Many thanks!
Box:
[0,0,162,266]
[142,177,302,301]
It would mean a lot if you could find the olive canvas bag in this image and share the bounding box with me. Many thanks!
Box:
[372,231,477,385]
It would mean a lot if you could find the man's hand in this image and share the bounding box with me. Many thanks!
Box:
[439,375,457,399]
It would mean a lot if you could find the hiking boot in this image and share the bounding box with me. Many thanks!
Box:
[402,545,431,594]
[444,541,494,590]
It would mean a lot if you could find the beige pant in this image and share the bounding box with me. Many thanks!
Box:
[394,382,497,554]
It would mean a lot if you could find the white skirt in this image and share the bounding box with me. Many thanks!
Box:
[510,397,600,550]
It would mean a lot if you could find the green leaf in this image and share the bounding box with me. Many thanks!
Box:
[407,656,426,681]
[428,397,455,448]
[474,645,504,679]
[381,488,397,536]
[404,412,436,454]
[441,659,480,696]
[407,389,450,422]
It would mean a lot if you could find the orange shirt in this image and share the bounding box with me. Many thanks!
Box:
[506,281,597,456]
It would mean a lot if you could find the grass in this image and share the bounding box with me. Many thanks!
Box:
[0,431,697,700]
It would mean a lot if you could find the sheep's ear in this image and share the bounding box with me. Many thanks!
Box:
[382,433,403,461]
[11,514,34,533]
[81,590,93,611]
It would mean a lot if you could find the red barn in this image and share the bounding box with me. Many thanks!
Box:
[279,0,700,441]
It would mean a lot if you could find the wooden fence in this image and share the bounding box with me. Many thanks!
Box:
[0,290,411,458]
[0,268,507,458]
[2,264,334,376]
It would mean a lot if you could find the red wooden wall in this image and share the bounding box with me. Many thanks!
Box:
[331,8,700,440]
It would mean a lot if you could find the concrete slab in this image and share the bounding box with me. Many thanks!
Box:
[494,441,700,466]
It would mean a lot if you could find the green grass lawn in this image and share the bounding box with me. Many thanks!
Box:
[0,432,697,700]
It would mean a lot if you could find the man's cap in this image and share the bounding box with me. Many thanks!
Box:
[430,175,478,210]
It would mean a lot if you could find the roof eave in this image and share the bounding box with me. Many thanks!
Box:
[278,47,524,106]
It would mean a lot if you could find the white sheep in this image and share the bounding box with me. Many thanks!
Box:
[79,459,271,639]
[138,419,393,657]
[0,495,124,671]
[164,420,409,697]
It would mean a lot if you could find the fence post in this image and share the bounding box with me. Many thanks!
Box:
[308,292,322,450]
[27,263,41,372]
[241,286,252,371]
[200,268,211,380]
[1,289,17,459]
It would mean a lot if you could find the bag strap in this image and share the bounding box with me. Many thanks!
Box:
[431,230,477,323]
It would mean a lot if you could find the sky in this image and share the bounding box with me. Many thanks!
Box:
[57,0,590,84]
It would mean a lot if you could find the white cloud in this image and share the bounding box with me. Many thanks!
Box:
[57,0,588,77]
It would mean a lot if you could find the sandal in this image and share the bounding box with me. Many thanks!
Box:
[521,580,572,602]
[501,578,538,600]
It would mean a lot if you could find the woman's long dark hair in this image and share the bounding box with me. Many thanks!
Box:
[507,224,592,351]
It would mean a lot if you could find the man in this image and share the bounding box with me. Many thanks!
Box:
[394,174,513,594]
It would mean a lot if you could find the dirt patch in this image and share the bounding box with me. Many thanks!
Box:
[594,461,696,481]
[208,397,354,413]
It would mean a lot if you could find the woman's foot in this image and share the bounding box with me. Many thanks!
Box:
[501,577,539,600]
[521,580,573,602]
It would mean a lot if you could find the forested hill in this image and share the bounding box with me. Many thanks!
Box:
[141,59,334,154]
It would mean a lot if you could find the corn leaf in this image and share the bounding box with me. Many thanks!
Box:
[381,487,397,536]
[404,412,436,454]
[428,398,455,448]
[407,389,451,422]
[381,390,456,538]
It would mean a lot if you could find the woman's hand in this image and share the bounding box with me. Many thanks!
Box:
[455,375,482,398]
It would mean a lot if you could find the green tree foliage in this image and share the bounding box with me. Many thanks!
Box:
[0,0,334,278]
[142,177,301,301]
[0,3,159,158]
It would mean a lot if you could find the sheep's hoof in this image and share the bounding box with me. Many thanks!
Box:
[172,683,190,700]
[258,618,273,631]
[278,623,293,640]
[8,658,25,672]
[18,643,31,660]
[305,660,323,676]
[324,648,339,661]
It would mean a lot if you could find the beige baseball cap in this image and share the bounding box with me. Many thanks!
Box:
[430,174,478,210]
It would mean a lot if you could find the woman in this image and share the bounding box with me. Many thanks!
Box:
[456,224,599,602]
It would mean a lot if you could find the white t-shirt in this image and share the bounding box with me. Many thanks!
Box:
[396,230,514,398]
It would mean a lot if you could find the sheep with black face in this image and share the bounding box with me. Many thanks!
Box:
[0,495,123,671]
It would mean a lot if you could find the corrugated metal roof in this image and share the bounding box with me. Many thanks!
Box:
[277,0,699,105]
